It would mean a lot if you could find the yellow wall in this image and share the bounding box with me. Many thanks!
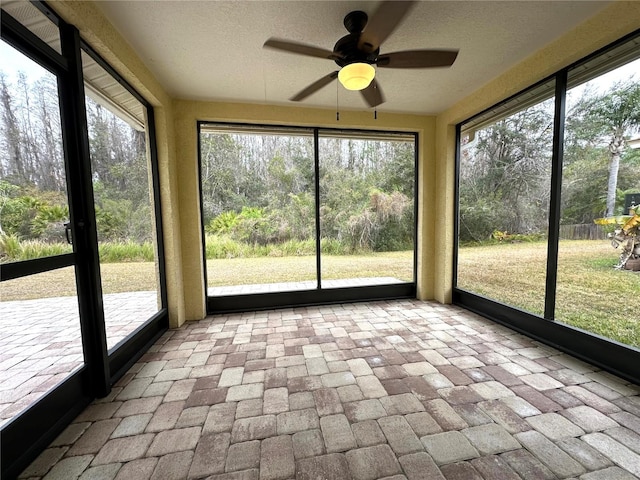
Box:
[52,0,640,325]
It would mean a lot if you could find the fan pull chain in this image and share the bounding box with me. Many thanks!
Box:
[374,109,377,120]
[336,80,340,122]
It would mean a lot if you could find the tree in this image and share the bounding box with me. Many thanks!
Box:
[458,101,554,241]
[0,73,26,184]
[581,80,640,217]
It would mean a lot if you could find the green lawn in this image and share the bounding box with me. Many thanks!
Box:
[206,251,413,286]
[458,240,640,348]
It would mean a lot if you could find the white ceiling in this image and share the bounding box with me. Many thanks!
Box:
[94,1,611,115]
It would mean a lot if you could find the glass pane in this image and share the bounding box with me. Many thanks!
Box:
[457,85,555,315]
[557,59,640,347]
[319,133,415,287]
[1,0,61,54]
[0,267,83,427]
[201,128,317,295]
[82,50,161,351]
[0,40,71,263]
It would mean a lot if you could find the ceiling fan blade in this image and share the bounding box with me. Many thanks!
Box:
[360,78,385,108]
[377,50,459,68]
[264,38,341,60]
[290,71,339,102]
[358,1,416,53]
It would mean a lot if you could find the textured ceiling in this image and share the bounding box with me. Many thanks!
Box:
[94,1,611,115]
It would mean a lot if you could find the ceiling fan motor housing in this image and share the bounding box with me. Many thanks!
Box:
[334,11,379,67]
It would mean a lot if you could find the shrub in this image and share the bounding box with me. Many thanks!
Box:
[279,238,316,256]
[31,205,69,241]
[320,237,345,255]
[233,207,276,246]
[98,241,155,262]
[204,235,323,259]
[205,234,245,258]
[18,240,70,259]
[0,233,23,261]
[95,199,134,241]
[458,198,513,243]
[0,235,71,262]
[206,211,239,234]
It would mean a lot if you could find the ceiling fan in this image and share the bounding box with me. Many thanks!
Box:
[263,1,459,108]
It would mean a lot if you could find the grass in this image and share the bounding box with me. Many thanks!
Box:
[0,252,411,301]
[458,240,640,347]
[206,251,413,286]
[3,240,637,347]
[0,262,160,301]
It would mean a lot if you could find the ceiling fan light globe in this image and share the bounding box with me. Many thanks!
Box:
[338,63,375,91]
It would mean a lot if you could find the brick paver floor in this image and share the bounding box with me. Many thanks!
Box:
[17,299,640,479]
[0,279,399,427]
[0,291,158,426]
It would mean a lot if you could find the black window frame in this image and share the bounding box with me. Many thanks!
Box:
[198,122,419,314]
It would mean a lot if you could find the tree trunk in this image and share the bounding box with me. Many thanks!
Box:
[605,132,624,217]
[0,75,26,182]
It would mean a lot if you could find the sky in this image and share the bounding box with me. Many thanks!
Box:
[569,58,640,100]
[0,40,55,83]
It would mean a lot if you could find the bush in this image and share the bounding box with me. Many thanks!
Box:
[0,234,23,261]
[233,207,277,245]
[206,211,239,235]
[320,237,345,255]
[205,234,245,258]
[32,205,69,237]
[458,199,513,243]
[18,240,70,259]
[1,195,42,238]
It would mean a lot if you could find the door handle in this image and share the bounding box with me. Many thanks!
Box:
[64,222,73,245]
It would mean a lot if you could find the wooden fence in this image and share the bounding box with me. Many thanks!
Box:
[559,223,607,240]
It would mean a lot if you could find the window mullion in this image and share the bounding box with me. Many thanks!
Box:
[543,69,568,320]
[314,128,322,290]
[58,22,110,397]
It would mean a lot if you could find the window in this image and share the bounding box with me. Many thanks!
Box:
[556,56,640,346]
[457,81,555,316]
[454,33,640,381]
[199,124,416,309]
[82,46,165,351]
